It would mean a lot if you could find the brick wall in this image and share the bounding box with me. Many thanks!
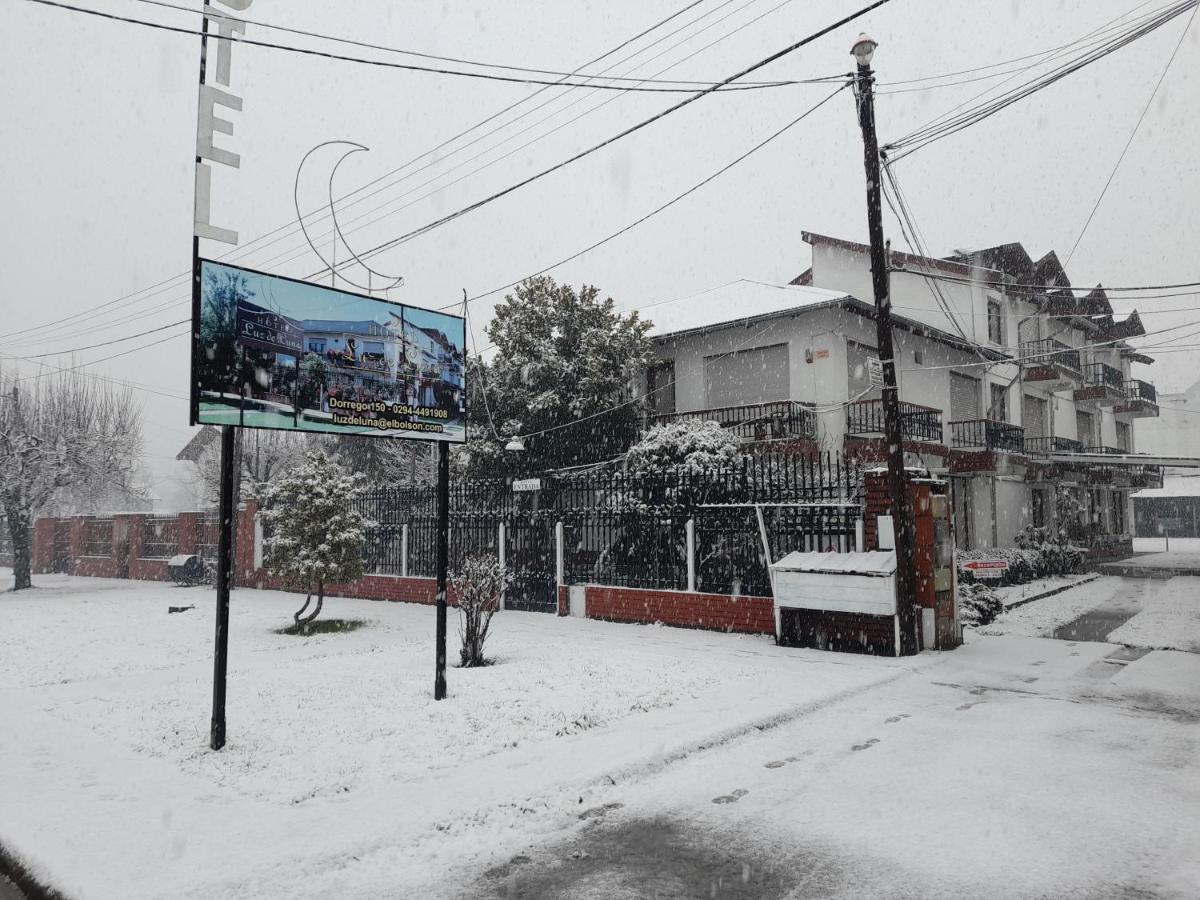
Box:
[583,585,775,635]
[32,518,57,573]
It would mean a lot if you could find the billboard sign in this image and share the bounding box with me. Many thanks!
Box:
[191,260,466,442]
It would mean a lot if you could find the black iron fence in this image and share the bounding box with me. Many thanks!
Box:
[344,452,863,599]
[845,399,944,444]
[1084,362,1126,393]
[949,419,1025,453]
[141,516,179,559]
[83,518,113,557]
[1024,436,1083,456]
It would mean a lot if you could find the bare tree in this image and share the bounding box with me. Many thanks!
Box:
[0,367,144,591]
[451,556,512,667]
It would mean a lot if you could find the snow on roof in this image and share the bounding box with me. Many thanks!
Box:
[1133,475,1200,499]
[646,279,848,338]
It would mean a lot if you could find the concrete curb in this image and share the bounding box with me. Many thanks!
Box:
[1003,573,1101,611]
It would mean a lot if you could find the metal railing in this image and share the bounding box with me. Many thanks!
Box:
[1023,436,1083,456]
[141,515,178,559]
[1019,339,1081,373]
[1083,362,1126,393]
[845,399,944,444]
[949,419,1026,453]
[648,400,817,441]
[1123,378,1157,405]
[1080,445,1124,455]
[83,518,113,557]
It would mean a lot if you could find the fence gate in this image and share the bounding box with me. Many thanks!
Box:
[504,518,558,613]
[53,520,71,573]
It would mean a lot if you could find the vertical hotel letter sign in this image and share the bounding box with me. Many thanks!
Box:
[194,0,253,246]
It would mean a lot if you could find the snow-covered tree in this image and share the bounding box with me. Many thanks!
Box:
[450,556,512,667]
[625,419,743,477]
[260,449,370,631]
[0,368,144,591]
[465,277,651,474]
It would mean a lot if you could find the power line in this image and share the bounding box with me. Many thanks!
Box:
[885,0,1198,161]
[129,0,831,89]
[1,0,781,345]
[23,0,826,93]
[1064,0,1198,264]
[886,269,1200,296]
[458,83,849,308]
[18,319,189,359]
[309,0,896,280]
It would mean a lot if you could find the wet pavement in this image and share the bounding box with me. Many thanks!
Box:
[1051,578,1148,642]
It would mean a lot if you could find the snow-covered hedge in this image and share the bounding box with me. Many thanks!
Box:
[1013,525,1084,576]
[957,581,1004,627]
[625,419,742,477]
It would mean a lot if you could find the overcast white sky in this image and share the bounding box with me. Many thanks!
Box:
[2,0,1198,482]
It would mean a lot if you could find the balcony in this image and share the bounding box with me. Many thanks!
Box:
[649,400,817,442]
[1114,378,1159,418]
[1020,339,1082,388]
[844,399,944,445]
[1074,363,1127,407]
[1024,436,1083,458]
[949,419,1026,453]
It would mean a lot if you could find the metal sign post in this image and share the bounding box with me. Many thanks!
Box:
[434,442,450,700]
[210,425,236,749]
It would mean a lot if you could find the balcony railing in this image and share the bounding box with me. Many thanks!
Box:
[1019,339,1081,373]
[949,419,1026,453]
[649,400,817,441]
[1123,378,1157,405]
[845,399,944,444]
[1083,362,1126,393]
[1024,436,1083,457]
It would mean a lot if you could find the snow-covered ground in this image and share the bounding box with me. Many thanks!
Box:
[991,572,1097,609]
[1133,536,1200,555]
[978,576,1132,639]
[1107,576,1200,653]
[0,572,911,899]
[3,572,1198,898]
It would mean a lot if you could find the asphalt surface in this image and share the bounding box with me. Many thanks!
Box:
[1051,577,1148,642]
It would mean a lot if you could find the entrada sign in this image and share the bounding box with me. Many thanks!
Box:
[962,559,1008,580]
[194,0,254,246]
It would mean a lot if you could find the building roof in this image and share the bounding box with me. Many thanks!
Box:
[175,425,220,462]
[1133,475,1200,499]
[302,319,396,337]
[803,231,982,278]
[645,279,848,338]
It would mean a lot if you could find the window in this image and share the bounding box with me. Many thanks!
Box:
[987,299,1004,345]
[846,340,881,401]
[1116,421,1132,452]
[1032,489,1046,528]
[307,340,326,353]
[950,372,981,421]
[988,384,1008,422]
[647,361,676,417]
[1022,394,1048,439]
[1076,411,1095,449]
[704,344,788,408]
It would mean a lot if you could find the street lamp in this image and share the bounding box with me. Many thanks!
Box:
[850,36,920,656]
[850,33,877,67]
[504,436,526,452]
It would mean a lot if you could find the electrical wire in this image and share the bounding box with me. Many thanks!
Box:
[455,83,849,309]
[21,0,824,93]
[307,0,896,280]
[0,0,799,345]
[1064,0,1199,264]
[17,319,189,359]
[883,269,1200,296]
[128,0,835,89]
[885,0,1199,162]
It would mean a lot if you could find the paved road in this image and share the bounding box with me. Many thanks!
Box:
[465,637,1200,899]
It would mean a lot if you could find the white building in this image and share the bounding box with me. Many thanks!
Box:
[644,232,1162,554]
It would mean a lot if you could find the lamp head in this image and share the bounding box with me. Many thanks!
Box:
[850,33,878,67]
[504,437,526,452]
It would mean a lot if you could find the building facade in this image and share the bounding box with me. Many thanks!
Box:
[644,232,1161,554]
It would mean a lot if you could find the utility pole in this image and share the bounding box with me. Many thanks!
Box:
[851,34,919,655]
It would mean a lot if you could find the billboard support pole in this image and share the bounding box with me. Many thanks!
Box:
[434,440,449,700]
[210,424,236,750]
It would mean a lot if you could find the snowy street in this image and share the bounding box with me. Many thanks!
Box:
[1,572,1198,898]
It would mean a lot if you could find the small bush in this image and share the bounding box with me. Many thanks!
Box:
[451,556,513,668]
[958,581,1004,627]
[1014,525,1083,576]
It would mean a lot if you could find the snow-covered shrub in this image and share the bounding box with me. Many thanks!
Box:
[625,419,742,477]
[260,449,370,632]
[957,581,1004,627]
[957,548,1041,585]
[450,556,512,667]
[1014,525,1083,576]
